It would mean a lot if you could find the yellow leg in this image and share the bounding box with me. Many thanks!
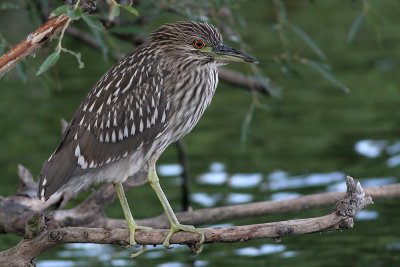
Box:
[147,161,204,251]
[113,182,152,256]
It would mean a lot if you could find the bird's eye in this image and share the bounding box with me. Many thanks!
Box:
[193,39,205,49]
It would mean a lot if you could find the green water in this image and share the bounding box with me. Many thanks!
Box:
[1,0,400,266]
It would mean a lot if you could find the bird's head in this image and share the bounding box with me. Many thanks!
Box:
[151,21,258,67]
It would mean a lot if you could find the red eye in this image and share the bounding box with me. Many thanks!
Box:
[193,39,205,49]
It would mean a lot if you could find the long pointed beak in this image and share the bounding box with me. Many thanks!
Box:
[213,44,258,64]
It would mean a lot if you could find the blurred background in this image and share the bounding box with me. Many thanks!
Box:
[1,0,400,266]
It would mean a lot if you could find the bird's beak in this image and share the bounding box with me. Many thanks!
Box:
[212,44,258,64]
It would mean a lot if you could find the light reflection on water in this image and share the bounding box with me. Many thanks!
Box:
[58,243,115,259]
[157,262,186,267]
[270,192,302,201]
[355,139,400,168]
[191,192,222,207]
[268,171,345,191]
[158,164,183,176]
[37,260,76,267]
[354,139,387,158]
[355,210,379,221]
[225,193,253,204]
[229,173,263,189]
[235,244,286,256]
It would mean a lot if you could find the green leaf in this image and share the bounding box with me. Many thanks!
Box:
[50,5,68,17]
[36,51,60,76]
[111,4,120,18]
[304,59,349,93]
[120,4,139,16]
[347,14,365,43]
[82,14,104,30]
[289,23,327,61]
[66,6,82,20]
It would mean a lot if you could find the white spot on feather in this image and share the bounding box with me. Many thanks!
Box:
[161,111,166,123]
[75,145,81,157]
[78,155,87,169]
[139,119,143,132]
[107,95,112,105]
[97,103,104,114]
[111,130,116,143]
[88,100,96,112]
[122,76,134,94]
[79,115,85,126]
[119,129,124,140]
[95,89,102,97]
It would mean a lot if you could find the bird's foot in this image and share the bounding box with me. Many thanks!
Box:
[127,224,153,246]
[164,223,205,253]
[124,224,152,257]
[129,245,147,258]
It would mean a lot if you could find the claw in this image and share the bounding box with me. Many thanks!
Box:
[163,223,205,252]
[129,244,147,258]
[127,224,153,246]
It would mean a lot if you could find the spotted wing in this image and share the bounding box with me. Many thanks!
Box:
[38,50,170,200]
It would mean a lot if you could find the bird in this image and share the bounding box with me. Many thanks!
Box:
[37,21,258,252]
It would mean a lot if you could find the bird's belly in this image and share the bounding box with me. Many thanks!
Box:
[62,149,146,193]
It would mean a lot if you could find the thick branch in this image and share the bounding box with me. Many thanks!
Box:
[0,176,372,267]
[0,213,350,267]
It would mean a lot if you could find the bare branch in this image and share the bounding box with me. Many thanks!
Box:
[0,176,373,266]
[0,14,69,78]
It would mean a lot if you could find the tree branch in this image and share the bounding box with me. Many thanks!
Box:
[1,164,398,234]
[0,176,373,267]
[0,14,69,78]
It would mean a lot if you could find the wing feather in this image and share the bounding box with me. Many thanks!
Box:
[38,49,169,200]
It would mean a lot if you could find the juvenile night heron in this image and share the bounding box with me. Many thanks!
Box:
[38,21,257,250]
